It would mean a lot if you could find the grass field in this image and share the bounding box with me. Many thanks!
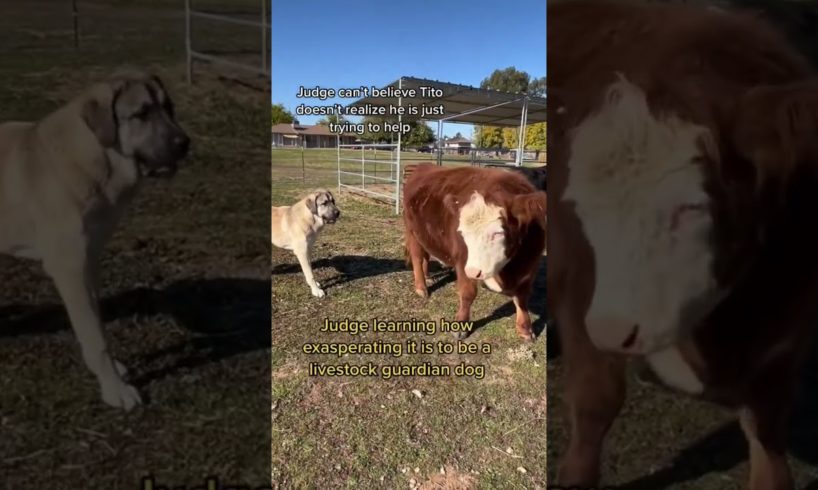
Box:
[272,149,548,489]
[0,2,270,488]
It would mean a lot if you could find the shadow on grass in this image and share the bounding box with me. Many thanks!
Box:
[613,339,818,490]
[0,277,271,387]
[463,258,548,340]
[272,254,407,289]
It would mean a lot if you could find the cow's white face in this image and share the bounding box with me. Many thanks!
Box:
[457,192,509,280]
[563,76,725,355]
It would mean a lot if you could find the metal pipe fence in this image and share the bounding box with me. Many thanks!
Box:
[184,0,270,83]
[337,143,402,214]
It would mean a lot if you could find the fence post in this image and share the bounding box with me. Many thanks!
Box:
[261,0,267,77]
[337,136,341,194]
[72,0,79,49]
[185,0,192,83]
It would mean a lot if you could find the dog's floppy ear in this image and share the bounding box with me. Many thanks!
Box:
[81,81,123,148]
[306,194,318,215]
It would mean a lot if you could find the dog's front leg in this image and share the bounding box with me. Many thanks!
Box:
[292,242,324,298]
[43,250,142,410]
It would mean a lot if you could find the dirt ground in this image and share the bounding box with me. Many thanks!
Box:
[0,2,270,488]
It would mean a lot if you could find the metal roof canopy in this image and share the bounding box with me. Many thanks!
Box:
[346,76,545,166]
[347,76,546,127]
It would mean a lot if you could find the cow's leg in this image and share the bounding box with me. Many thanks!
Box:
[422,256,433,286]
[405,232,429,298]
[557,310,627,485]
[740,369,796,490]
[453,266,478,340]
[512,282,535,342]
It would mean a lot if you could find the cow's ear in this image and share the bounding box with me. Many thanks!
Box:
[511,191,547,227]
[733,80,818,198]
[442,194,460,213]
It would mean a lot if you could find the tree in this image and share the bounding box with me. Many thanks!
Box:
[477,67,539,149]
[526,122,547,159]
[480,67,531,94]
[358,116,433,145]
[502,128,518,148]
[528,76,547,96]
[360,116,390,143]
[404,122,435,147]
[316,114,345,126]
[271,103,294,125]
[474,125,504,149]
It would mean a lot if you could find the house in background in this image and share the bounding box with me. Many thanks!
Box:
[442,133,473,155]
[271,120,358,148]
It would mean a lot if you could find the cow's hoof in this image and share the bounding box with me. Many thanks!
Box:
[414,288,429,299]
[453,331,469,341]
[518,331,535,342]
[424,277,434,287]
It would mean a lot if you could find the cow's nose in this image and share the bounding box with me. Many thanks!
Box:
[464,267,482,279]
[586,317,643,354]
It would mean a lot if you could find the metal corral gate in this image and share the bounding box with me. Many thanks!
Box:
[184,0,270,83]
[337,143,402,214]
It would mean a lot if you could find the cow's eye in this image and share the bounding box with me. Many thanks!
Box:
[491,231,504,240]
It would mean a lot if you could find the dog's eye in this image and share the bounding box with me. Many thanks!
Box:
[131,108,149,120]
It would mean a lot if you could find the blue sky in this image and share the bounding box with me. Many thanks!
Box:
[271,0,546,139]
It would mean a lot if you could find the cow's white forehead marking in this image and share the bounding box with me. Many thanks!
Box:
[458,192,503,233]
[563,75,723,353]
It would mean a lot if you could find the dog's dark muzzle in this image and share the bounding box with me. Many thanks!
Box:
[144,132,191,178]
[326,209,340,224]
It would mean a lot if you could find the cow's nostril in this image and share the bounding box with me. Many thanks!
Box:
[621,324,640,349]
[475,270,482,278]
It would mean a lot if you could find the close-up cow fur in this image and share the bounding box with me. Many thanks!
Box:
[548,0,818,488]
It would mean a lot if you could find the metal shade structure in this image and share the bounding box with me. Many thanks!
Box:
[339,76,546,214]
[347,76,547,127]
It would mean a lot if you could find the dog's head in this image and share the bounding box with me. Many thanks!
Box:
[81,68,190,177]
[307,189,340,224]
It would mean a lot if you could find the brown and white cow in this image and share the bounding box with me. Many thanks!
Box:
[549,0,818,488]
[402,164,547,341]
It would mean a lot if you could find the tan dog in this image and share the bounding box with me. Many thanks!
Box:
[0,69,190,410]
[272,189,340,297]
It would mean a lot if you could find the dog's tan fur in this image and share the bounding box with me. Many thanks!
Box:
[0,69,189,410]
[272,189,340,298]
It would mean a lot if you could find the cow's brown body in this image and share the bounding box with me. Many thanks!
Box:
[549,1,818,488]
[402,164,546,340]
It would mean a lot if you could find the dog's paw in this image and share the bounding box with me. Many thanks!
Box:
[311,286,326,298]
[101,380,142,411]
